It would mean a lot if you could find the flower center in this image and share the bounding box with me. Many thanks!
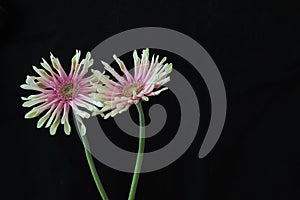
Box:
[122,82,143,97]
[58,82,77,100]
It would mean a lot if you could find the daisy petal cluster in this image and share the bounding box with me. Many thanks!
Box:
[21,51,101,135]
[92,48,172,119]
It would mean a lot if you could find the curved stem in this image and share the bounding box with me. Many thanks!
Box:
[75,119,109,200]
[82,136,109,200]
[128,101,145,200]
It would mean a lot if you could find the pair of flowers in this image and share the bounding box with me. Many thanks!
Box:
[21,48,172,135]
[21,48,172,200]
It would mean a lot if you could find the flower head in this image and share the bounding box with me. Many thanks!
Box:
[92,48,172,119]
[21,50,101,135]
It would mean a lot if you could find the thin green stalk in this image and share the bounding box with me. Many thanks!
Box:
[75,119,109,200]
[128,101,145,200]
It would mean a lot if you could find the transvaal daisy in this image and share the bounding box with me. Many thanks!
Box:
[21,50,101,135]
[92,48,172,119]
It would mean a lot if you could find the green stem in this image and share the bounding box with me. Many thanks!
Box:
[128,101,145,200]
[75,119,109,200]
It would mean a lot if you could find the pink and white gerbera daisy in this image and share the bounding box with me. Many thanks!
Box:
[21,50,101,135]
[92,48,172,119]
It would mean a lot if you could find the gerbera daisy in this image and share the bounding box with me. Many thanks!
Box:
[21,50,101,135]
[91,48,172,119]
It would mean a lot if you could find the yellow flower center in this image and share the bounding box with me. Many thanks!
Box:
[58,82,77,100]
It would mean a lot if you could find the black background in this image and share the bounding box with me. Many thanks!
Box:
[1,0,300,200]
